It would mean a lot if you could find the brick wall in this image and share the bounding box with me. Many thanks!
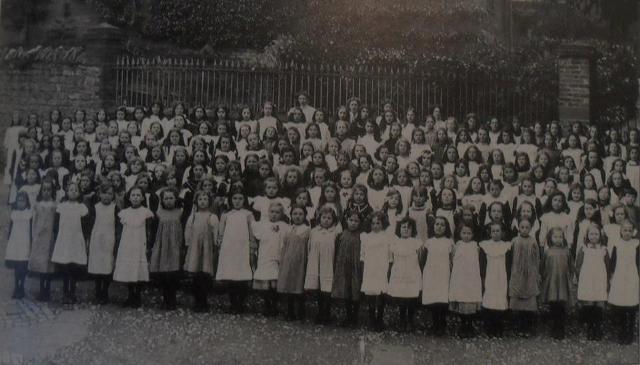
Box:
[0,63,103,126]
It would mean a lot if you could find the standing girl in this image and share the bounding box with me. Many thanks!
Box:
[360,212,392,331]
[332,211,363,327]
[388,217,422,332]
[87,183,120,304]
[305,206,341,324]
[251,202,289,317]
[575,223,609,340]
[28,179,57,301]
[184,191,219,312]
[540,227,574,339]
[113,186,154,308]
[508,218,540,337]
[51,182,89,304]
[422,216,454,336]
[5,192,32,299]
[479,223,512,337]
[277,205,310,321]
[216,188,257,314]
[149,189,184,310]
[608,220,639,344]
[448,224,482,338]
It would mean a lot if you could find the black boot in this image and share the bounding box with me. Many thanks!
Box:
[367,297,377,329]
[315,294,325,324]
[286,295,296,321]
[375,296,386,331]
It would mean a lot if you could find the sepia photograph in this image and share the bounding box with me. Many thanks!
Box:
[0,0,639,364]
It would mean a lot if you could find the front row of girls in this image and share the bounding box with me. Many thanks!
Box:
[5,180,639,344]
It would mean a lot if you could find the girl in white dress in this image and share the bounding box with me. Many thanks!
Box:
[305,206,341,324]
[51,182,89,305]
[360,212,392,331]
[449,224,482,338]
[87,183,119,305]
[608,220,639,344]
[576,223,609,340]
[251,202,289,317]
[216,188,257,314]
[388,217,423,332]
[113,186,154,308]
[5,191,32,299]
[423,216,454,336]
[479,222,512,337]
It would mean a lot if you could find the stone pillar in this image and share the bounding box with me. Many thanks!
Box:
[82,23,125,111]
[557,44,594,126]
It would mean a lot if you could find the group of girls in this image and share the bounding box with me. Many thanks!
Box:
[3,92,639,344]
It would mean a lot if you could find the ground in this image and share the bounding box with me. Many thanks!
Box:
[0,184,638,365]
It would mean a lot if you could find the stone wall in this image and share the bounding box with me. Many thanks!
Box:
[0,63,103,126]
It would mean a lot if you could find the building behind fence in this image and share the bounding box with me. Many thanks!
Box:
[114,56,559,122]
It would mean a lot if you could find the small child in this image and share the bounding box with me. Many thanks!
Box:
[28,179,57,301]
[251,202,289,317]
[87,183,120,305]
[388,217,423,332]
[540,227,574,340]
[5,191,32,299]
[216,188,256,314]
[479,223,512,338]
[184,191,219,312]
[51,182,89,305]
[277,205,310,321]
[575,223,609,340]
[508,218,540,337]
[449,224,482,338]
[149,189,184,310]
[305,206,342,324]
[360,212,392,331]
[423,216,454,336]
[608,220,639,344]
[332,211,363,327]
[113,186,154,308]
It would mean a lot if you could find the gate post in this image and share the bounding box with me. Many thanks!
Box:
[557,43,594,128]
[82,23,125,111]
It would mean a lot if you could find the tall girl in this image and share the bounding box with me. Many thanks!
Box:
[422,216,454,336]
[575,223,609,340]
[388,217,422,332]
[184,191,219,312]
[539,191,574,248]
[51,182,89,304]
[332,211,363,327]
[113,186,154,308]
[608,220,639,344]
[87,183,120,304]
[479,223,512,337]
[277,205,310,321]
[541,227,574,339]
[216,188,256,314]
[449,224,482,338]
[360,212,392,331]
[508,218,540,337]
[28,179,57,301]
[5,191,32,299]
[251,202,289,317]
[149,188,184,310]
[305,206,342,324]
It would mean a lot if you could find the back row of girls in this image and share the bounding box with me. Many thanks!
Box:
[3,94,639,344]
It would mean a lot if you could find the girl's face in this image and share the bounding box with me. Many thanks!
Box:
[620,222,635,240]
[259,164,271,177]
[365,121,375,134]
[346,214,360,231]
[116,110,125,121]
[26,169,38,184]
[313,170,326,186]
[441,189,454,205]
[460,226,473,242]
[371,217,383,232]
[320,213,334,229]
[586,227,601,245]
[490,204,503,221]
[490,224,502,241]
[268,206,282,223]
[291,208,305,225]
[283,151,294,164]
[40,183,53,200]
[431,164,443,179]
[174,150,187,164]
[287,129,299,143]
[353,189,365,204]
[75,157,87,171]
[378,147,389,162]
[295,193,308,207]
[248,134,260,148]
[412,193,426,207]
[51,152,63,167]
[612,173,623,187]
[196,194,210,210]
[399,222,412,238]
[558,169,569,183]
[265,182,278,197]
[584,203,595,218]
[407,163,420,177]
[396,171,408,185]
[168,132,179,146]
[340,173,353,188]
[446,148,457,162]
[598,187,609,201]
[372,169,385,184]
[335,122,348,137]
[15,195,28,211]
[613,207,626,223]
[520,204,533,218]
[220,138,231,151]
[312,153,324,166]
[443,176,455,189]
[433,219,446,236]
[522,180,533,195]
[471,178,482,193]
[490,183,501,197]
[231,193,244,209]
[398,141,409,154]
[162,192,177,209]
[550,230,564,247]
[245,156,258,170]
[390,125,401,139]
[324,186,337,202]
[551,195,564,211]
[413,130,425,143]
[570,189,582,202]
[467,148,478,161]
[359,157,371,171]
[492,150,503,164]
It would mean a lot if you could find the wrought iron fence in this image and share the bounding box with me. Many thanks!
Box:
[114,55,558,122]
